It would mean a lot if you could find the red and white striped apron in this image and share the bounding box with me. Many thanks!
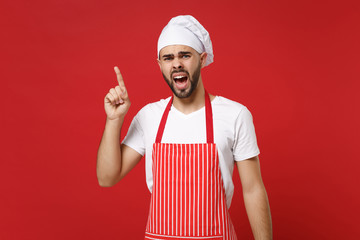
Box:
[145,92,237,240]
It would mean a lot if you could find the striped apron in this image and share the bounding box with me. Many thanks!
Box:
[145,92,237,240]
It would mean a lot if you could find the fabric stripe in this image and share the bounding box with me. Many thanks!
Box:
[197,144,200,236]
[176,144,179,236]
[192,144,195,236]
[188,144,191,236]
[201,144,204,236]
[180,144,183,236]
[166,145,171,234]
[164,144,167,235]
[171,144,175,235]
[210,144,213,236]
[184,144,187,236]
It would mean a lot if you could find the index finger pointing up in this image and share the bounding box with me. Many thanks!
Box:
[114,66,125,88]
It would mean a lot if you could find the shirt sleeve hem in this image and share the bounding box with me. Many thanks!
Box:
[122,142,145,157]
[234,150,260,161]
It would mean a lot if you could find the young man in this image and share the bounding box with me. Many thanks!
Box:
[97,15,272,240]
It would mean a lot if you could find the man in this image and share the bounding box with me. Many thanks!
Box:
[97,15,272,240]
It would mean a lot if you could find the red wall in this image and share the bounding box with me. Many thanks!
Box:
[1,0,359,239]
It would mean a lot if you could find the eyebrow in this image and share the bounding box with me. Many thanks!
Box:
[178,51,192,55]
[161,51,193,59]
[161,54,174,59]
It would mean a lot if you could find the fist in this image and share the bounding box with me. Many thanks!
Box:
[104,66,131,120]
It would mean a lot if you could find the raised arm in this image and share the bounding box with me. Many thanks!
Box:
[96,67,142,187]
[236,156,273,240]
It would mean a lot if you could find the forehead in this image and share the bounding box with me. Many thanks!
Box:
[159,45,198,56]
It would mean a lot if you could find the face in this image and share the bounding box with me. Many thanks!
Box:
[158,45,207,98]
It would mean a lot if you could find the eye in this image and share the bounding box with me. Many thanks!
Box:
[182,55,190,58]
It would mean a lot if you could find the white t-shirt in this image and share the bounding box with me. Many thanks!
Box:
[122,96,260,208]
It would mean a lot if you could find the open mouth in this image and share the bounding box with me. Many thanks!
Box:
[173,75,188,83]
[173,74,189,89]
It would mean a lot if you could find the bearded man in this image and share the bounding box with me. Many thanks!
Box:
[97,15,272,240]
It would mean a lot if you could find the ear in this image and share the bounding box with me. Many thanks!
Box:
[200,52,208,68]
[157,48,163,68]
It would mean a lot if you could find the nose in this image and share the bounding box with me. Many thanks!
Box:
[172,57,183,69]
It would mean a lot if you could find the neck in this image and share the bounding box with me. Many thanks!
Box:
[172,79,207,115]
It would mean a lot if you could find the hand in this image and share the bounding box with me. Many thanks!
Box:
[104,66,131,120]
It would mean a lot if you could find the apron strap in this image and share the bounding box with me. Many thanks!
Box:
[204,90,214,143]
[155,91,214,143]
[155,96,173,143]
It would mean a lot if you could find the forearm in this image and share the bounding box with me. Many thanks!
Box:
[96,117,124,187]
[243,185,272,240]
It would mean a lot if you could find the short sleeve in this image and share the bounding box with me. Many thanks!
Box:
[122,115,146,156]
[233,107,260,161]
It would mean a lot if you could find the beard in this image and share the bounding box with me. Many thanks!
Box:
[162,62,201,98]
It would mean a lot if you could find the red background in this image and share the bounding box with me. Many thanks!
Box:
[1,0,359,239]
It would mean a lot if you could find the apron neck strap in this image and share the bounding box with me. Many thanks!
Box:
[155,91,214,143]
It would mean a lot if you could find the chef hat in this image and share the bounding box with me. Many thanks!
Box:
[157,15,214,66]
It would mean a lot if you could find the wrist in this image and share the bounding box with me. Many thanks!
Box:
[106,116,125,128]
